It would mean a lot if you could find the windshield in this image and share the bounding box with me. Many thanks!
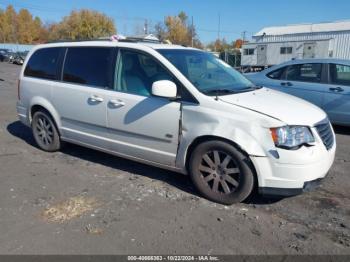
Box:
[157,49,255,95]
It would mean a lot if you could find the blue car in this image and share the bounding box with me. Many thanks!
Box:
[245,59,350,126]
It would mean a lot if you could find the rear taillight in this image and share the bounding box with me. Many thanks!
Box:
[17,79,20,100]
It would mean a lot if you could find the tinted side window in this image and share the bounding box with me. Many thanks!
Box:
[115,50,174,96]
[267,67,285,80]
[286,63,322,83]
[63,47,113,88]
[24,48,61,80]
[330,64,350,86]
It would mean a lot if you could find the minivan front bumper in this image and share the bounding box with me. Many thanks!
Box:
[251,135,336,197]
[259,178,323,197]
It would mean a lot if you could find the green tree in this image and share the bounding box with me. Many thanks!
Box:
[48,10,116,41]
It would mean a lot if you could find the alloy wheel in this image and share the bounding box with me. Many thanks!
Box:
[198,150,241,194]
[35,115,54,146]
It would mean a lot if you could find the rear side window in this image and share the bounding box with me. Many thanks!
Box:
[330,64,350,86]
[267,67,285,80]
[285,63,322,83]
[63,47,113,88]
[24,48,61,80]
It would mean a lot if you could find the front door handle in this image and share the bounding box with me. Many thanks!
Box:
[329,87,344,92]
[89,95,104,103]
[109,99,125,107]
[281,82,293,87]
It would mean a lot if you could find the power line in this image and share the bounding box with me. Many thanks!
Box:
[0,0,70,13]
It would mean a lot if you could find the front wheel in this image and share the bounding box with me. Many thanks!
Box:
[189,141,255,205]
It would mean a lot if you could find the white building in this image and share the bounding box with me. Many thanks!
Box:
[241,20,350,67]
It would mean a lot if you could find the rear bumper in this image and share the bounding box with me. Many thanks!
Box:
[259,178,323,197]
[16,101,30,126]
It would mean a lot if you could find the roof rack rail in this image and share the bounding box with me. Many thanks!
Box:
[118,37,161,44]
[46,38,110,44]
[46,34,162,44]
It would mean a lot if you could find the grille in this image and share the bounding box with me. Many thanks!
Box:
[315,121,334,150]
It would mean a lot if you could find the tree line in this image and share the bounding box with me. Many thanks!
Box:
[0,4,242,51]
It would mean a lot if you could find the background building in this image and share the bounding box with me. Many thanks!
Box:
[241,20,350,69]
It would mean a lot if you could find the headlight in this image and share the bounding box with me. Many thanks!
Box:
[270,126,315,149]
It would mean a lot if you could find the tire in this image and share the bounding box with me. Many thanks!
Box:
[31,110,61,152]
[189,140,255,205]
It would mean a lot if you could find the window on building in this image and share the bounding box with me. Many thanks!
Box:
[24,47,62,80]
[244,48,255,56]
[280,47,293,55]
[63,47,114,88]
[285,63,322,83]
[330,64,350,86]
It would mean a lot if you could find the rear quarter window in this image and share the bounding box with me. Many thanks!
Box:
[24,47,61,80]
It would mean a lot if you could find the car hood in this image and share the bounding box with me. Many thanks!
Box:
[219,87,327,126]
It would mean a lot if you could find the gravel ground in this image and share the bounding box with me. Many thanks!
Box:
[0,62,350,255]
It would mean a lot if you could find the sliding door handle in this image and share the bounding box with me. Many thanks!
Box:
[109,99,125,107]
[89,95,104,103]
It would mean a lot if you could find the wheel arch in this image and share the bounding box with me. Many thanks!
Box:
[29,97,61,134]
[183,135,260,197]
[184,135,254,172]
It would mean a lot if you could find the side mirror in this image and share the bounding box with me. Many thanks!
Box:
[152,80,177,98]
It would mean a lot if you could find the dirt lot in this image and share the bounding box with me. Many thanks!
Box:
[0,62,350,255]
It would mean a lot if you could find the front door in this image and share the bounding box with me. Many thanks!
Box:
[323,63,350,125]
[52,46,115,148]
[303,43,316,58]
[106,49,181,166]
[257,45,267,66]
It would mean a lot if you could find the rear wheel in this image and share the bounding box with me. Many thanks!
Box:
[32,110,61,152]
[189,141,255,205]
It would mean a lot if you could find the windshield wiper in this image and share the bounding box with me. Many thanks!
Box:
[203,89,239,95]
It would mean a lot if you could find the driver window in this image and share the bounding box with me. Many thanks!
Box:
[115,50,174,96]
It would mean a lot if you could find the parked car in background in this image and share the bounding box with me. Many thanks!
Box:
[0,49,10,62]
[7,52,16,63]
[13,51,28,65]
[17,40,335,204]
[246,59,350,126]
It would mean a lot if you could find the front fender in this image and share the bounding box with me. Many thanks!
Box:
[176,105,270,172]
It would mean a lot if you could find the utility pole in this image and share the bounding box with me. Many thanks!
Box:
[191,16,194,47]
[144,19,148,35]
[217,13,221,40]
[242,30,247,43]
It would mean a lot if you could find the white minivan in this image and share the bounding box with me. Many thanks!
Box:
[16,38,336,204]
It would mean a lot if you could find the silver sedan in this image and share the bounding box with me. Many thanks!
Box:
[245,59,350,126]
